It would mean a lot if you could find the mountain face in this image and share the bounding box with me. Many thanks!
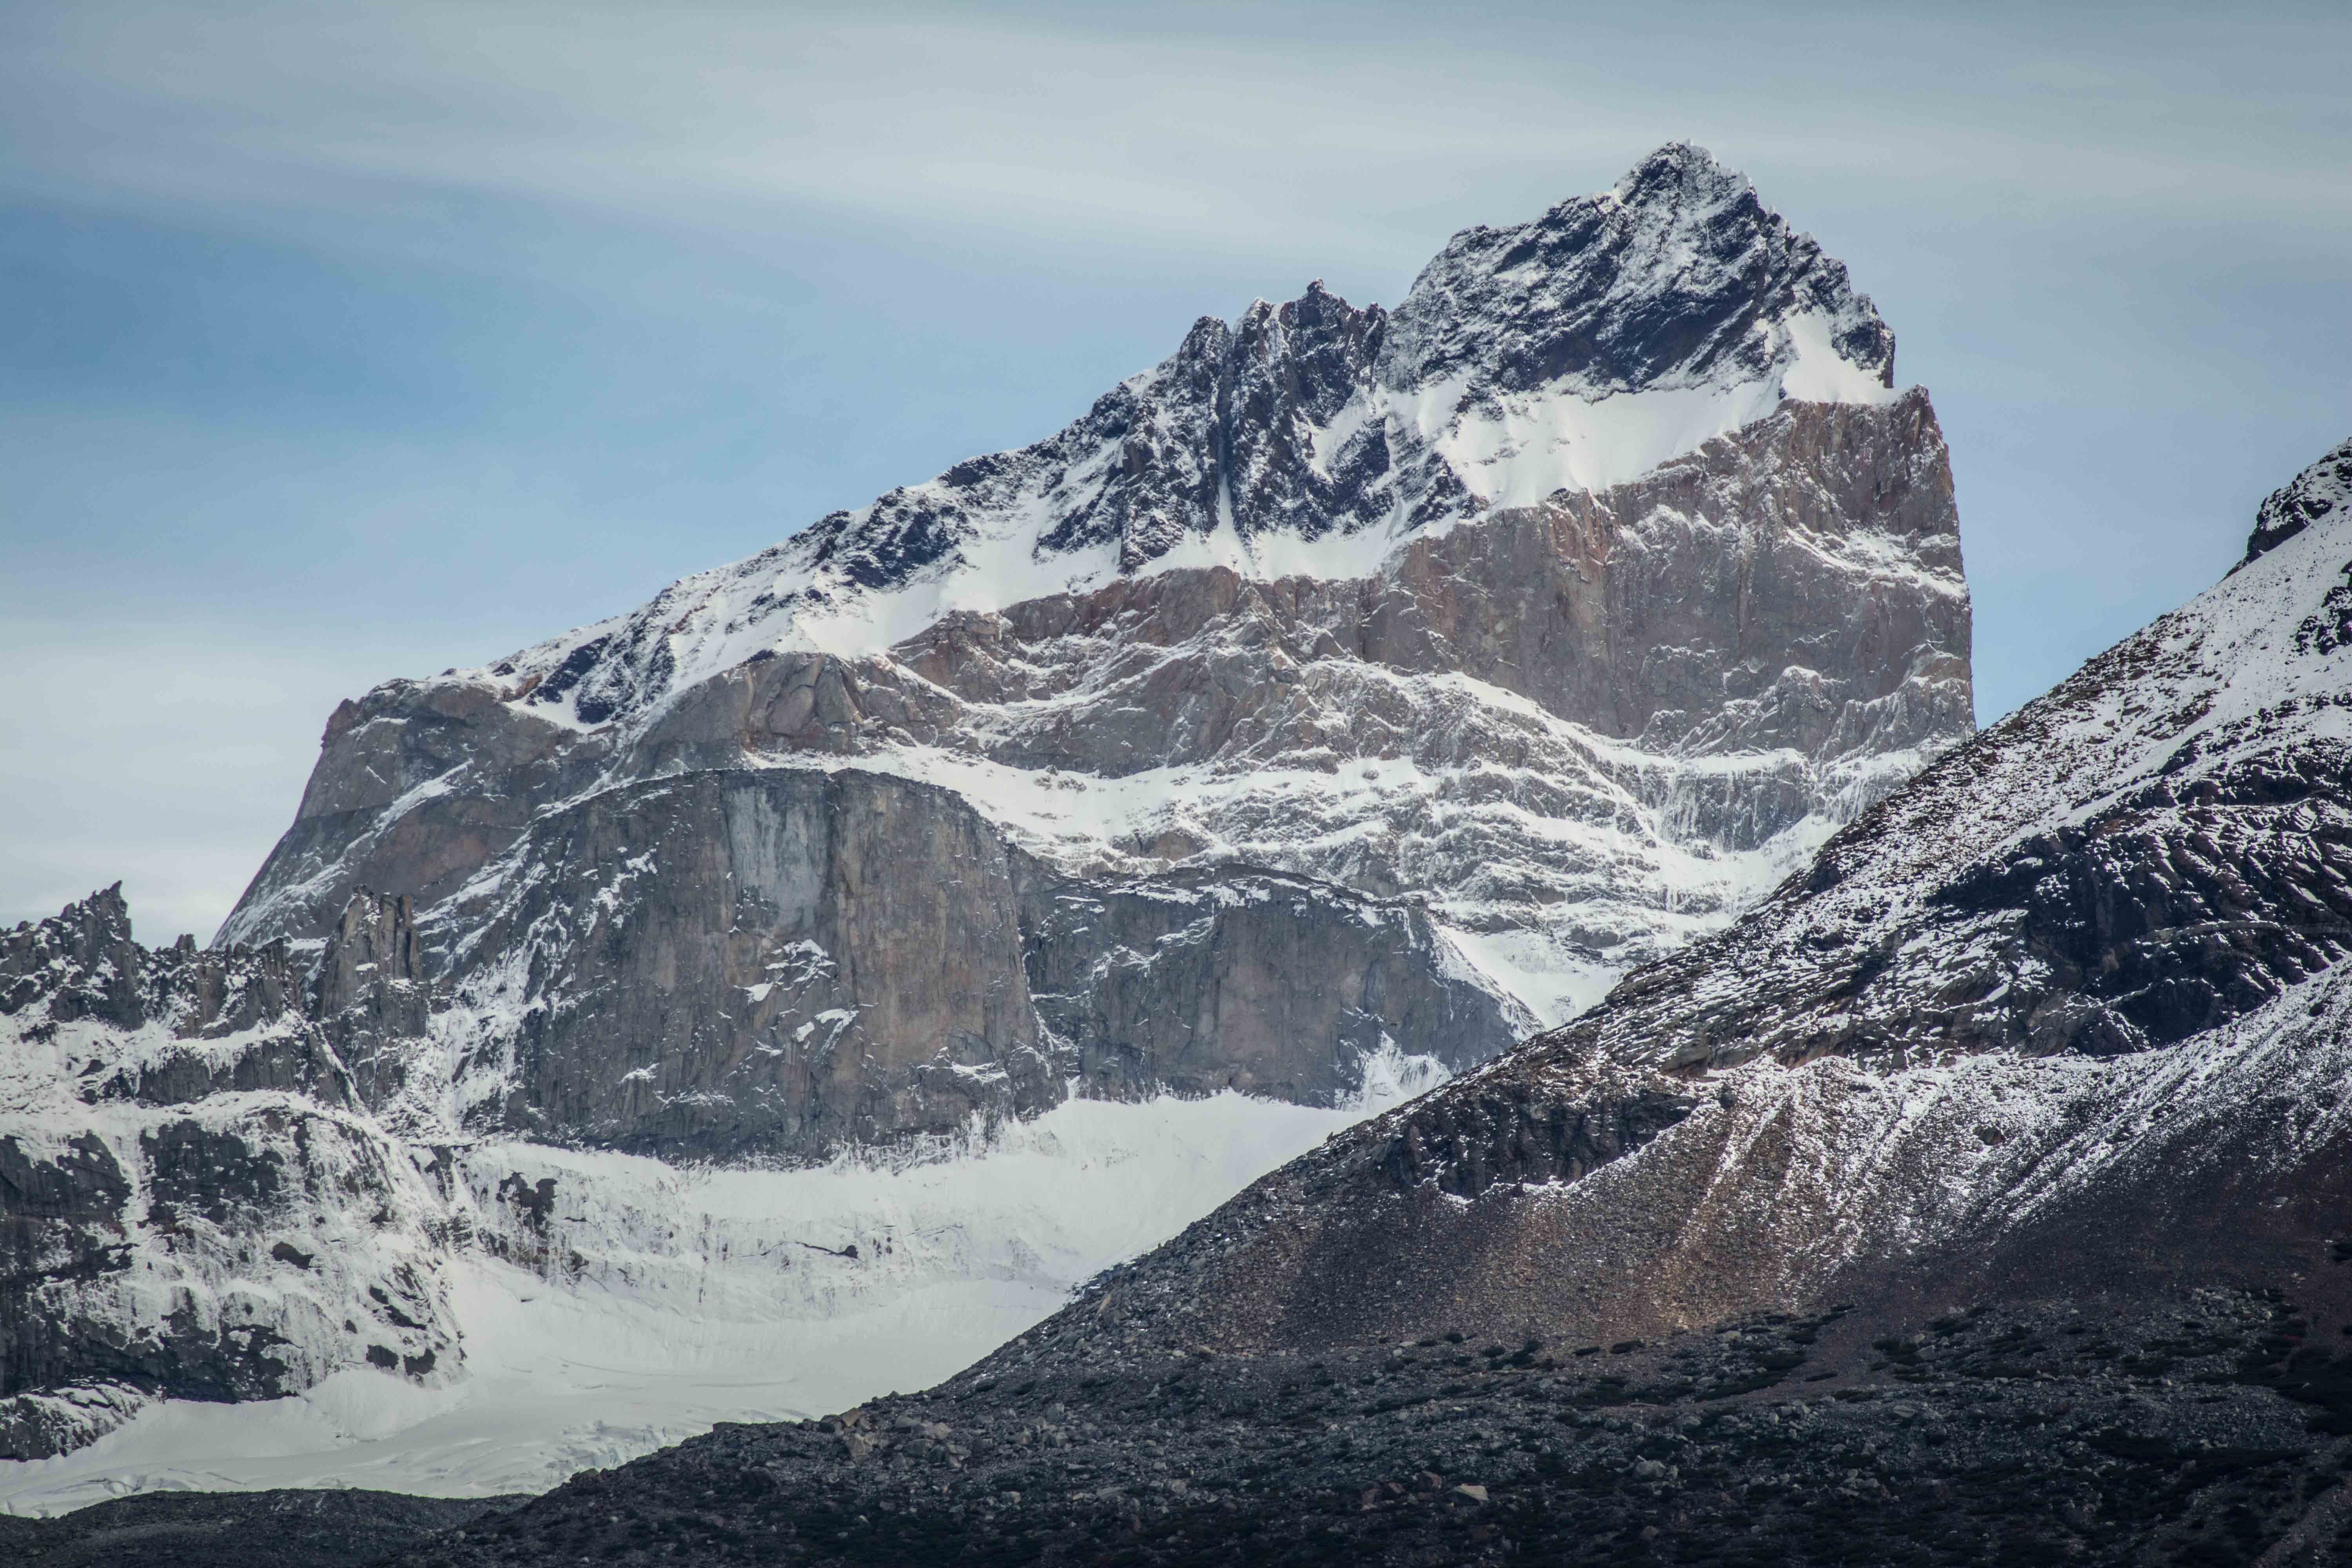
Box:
[385,437,2352,1568]
[4,145,1971,1468]
[217,142,1969,1160]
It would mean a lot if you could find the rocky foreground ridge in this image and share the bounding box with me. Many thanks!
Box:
[370,444,2352,1567]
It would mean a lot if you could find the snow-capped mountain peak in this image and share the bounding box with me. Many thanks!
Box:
[487,142,1906,740]
[1380,140,1894,404]
[2241,432,2352,567]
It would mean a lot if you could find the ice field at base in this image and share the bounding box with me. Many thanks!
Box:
[0,1080,1432,1516]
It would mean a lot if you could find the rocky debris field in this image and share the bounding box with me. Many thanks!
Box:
[0,1488,521,1568]
[377,1285,2352,1568]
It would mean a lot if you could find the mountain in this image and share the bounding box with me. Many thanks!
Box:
[387,436,2352,1567]
[2,144,1971,1480]
[215,141,1969,1162]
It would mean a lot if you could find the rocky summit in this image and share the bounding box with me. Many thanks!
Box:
[367,441,2352,1567]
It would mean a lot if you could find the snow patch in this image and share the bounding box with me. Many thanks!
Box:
[0,1063,1445,1515]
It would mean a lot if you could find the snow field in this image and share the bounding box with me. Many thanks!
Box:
[0,1080,1437,1515]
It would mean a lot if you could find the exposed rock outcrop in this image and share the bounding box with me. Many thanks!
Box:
[0,889,453,1460]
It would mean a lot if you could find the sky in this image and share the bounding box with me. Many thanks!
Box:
[2,1,2347,942]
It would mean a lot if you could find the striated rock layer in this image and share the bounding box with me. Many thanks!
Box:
[1008,431,2352,1361]
[218,144,1972,1162]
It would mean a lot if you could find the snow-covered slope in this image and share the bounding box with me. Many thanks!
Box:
[0,884,1445,1495]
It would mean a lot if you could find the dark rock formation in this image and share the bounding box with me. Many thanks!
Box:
[0,888,453,1459]
[379,1287,2352,1568]
[0,1488,521,1568]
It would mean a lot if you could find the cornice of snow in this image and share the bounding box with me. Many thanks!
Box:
[462,143,1907,741]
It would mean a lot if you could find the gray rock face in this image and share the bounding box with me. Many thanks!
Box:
[405,771,1514,1158]
[1013,863,1517,1107]
[224,679,606,951]
[426,769,1056,1157]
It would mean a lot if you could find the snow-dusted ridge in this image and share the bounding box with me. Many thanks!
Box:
[465,143,1902,745]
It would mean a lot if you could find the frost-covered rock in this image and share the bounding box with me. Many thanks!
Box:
[215,144,1972,1160]
[2241,431,2352,566]
[0,889,454,1460]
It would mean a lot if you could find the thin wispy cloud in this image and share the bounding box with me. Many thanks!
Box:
[10,5,2348,256]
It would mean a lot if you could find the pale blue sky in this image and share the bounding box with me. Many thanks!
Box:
[3,1,2347,939]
